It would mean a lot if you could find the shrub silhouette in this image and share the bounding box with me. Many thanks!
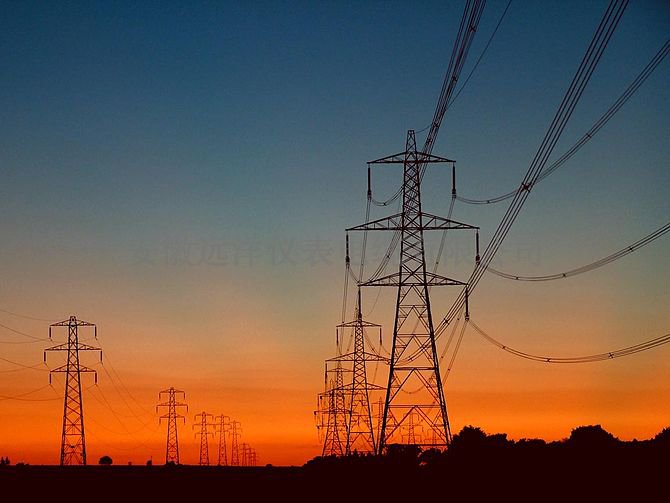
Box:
[384,444,421,465]
[652,427,670,449]
[567,425,619,449]
[99,455,113,465]
[451,425,487,452]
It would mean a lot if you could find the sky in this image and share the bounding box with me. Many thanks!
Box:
[1,0,669,466]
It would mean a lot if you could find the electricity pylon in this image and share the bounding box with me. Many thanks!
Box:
[44,316,102,466]
[214,414,230,466]
[319,363,348,456]
[331,289,386,455]
[249,448,258,466]
[193,412,214,466]
[240,442,249,466]
[230,420,242,466]
[156,387,188,464]
[345,290,386,454]
[348,130,478,452]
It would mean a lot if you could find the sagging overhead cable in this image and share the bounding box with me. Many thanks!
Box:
[470,319,670,363]
[487,221,670,282]
[457,37,669,205]
[436,0,630,338]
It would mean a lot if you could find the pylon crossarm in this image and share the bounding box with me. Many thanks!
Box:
[347,212,474,232]
[74,342,102,352]
[361,271,466,287]
[44,343,69,352]
[421,212,478,230]
[326,351,386,363]
[50,318,95,327]
[361,351,389,362]
[346,213,402,231]
[46,342,100,352]
[337,319,382,329]
[368,152,454,165]
[49,364,97,374]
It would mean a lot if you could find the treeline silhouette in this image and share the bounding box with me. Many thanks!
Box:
[305,425,669,498]
[307,424,670,467]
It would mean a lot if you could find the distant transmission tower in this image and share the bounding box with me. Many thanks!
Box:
[333,288,386,454]
[44,316,102,465]
[214,414,230,466]
[230,420,242,466]
[240,442,249,466]
[320,364,347,456]
[193,412,214,466]
[156,387,188,464]
[348,130,478,451]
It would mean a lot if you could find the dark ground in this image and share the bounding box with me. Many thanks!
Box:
[2,425,668,500]
[0,459,665,500]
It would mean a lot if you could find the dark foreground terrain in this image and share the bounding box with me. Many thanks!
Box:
[2,425,668,500]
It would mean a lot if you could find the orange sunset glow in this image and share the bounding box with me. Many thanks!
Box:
[1,0,669,484]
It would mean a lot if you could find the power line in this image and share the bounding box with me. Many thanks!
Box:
[448,0,514,107]
[437,0,630,337]
[0,384,60,401]
[456,37,669,205]
[370,0,496,208]
[0,322,49,342]
[101,354,154,419]
[0,355,48,372]
[0,307,60,322]
[470,319,670,363]
[488,221,670,281]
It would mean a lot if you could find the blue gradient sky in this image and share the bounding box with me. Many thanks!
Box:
[1,1,669,465]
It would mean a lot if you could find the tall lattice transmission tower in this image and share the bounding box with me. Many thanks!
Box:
[345,290,385,454]
[214,414,230,466]
[348,130,477,452]
[44,316,102,465]
[230,420,242,466]
[156,387,188,464]
[334,289,386,454]
[193,412,214,466]
[319,363,348,456]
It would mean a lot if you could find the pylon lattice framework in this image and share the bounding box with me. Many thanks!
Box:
[214,414,230,466]
[327,289,386,455]
[157,387,188,464]
[348,130,478,451]
[319,363,347,456]
[230,420,242,466]
[193,412,214,466]
[44,315,102,466]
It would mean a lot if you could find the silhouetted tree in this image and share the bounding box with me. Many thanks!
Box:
[516,438,547,449]
[487,432,513,449]
[99,455,113,465]
[567,425,619,449]
[652,427,670,449]
[450,425,487,453]
[418,447,444,466]
[384,444,421,465]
